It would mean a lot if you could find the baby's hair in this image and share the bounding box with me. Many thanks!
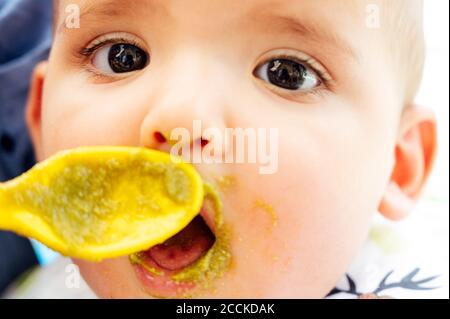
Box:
[384,0,425,105]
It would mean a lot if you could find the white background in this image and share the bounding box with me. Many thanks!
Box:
[418,0,449,202]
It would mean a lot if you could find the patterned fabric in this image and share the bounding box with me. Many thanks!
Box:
[328,199,449,299]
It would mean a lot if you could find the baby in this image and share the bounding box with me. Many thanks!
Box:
[24,0,436,298]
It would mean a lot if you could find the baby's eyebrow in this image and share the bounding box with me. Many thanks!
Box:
[254,13,359,62]
[55,0,163,34]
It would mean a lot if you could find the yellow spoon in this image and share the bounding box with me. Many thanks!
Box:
[0,146,204,261]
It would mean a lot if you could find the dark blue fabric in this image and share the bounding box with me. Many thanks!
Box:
[0,0,52,294]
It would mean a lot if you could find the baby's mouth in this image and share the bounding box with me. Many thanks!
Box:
[129,203,227,298]
[143,213,215,271]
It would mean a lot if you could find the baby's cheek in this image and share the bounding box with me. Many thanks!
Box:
[222,145,374,296]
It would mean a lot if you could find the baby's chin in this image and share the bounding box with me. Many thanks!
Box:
[77,257,335,299]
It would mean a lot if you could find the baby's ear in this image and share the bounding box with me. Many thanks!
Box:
[378,105,437,221]
[25,61,48,162]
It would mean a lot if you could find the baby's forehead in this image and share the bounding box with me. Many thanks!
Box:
[55,0,418,32]
[56,0,363,28]
[56,0,364,55]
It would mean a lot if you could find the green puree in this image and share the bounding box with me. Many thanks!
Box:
[130,183,232,296]
[12,156,194,247]
[170,184,231,290]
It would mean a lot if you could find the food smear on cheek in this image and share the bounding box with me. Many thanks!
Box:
[214,175,236,193]
[254,198,278,228]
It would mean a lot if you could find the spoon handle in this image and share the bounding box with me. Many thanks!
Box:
[0,184,54,250]
[0,184,15,230]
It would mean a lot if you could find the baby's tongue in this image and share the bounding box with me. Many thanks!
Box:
[145,216,215,271]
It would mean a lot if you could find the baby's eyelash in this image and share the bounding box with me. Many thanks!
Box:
[78,37,142,57]
[302,58,332,84]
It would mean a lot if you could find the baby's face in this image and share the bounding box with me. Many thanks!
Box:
[38,0,404,298]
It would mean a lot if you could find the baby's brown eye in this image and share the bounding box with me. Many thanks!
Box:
[268,59,305,90]
[92,43,149,74]
[109,44,148,73]
[254,58,320,91]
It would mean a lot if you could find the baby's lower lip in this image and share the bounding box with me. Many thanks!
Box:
[130,213,216,298]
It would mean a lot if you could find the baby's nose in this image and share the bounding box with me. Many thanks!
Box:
[139,97,230,163]
[138,48,231,157]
